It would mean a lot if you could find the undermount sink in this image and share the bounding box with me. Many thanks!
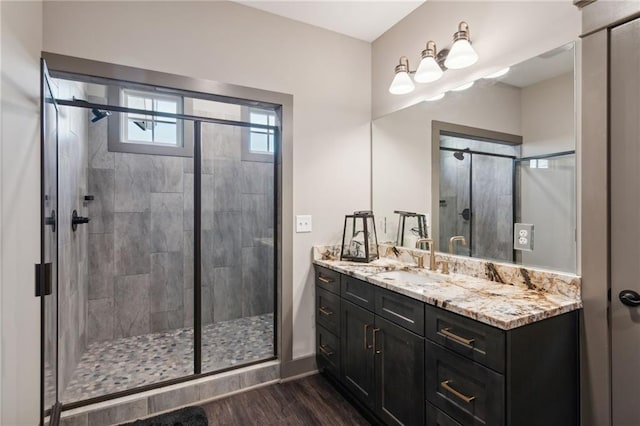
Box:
[374,269,443,285]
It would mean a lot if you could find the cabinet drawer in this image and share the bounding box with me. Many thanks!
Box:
[425,304,505,373]
[341,275,375,310]
[316,324,340,378]
[427,402,462,426]
[375,286,425,336]
[426,341,504,426]
[316,287,340,335]
[315,265,340,295]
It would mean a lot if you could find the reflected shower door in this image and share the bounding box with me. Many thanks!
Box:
[516,153,576,272]
[438,150,471,256]
[471,154,514,262]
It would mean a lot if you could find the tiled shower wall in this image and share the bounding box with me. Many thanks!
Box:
[86,103,274,344]
[56,81,89,390]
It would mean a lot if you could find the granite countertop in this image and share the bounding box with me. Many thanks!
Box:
[313,257,582,330]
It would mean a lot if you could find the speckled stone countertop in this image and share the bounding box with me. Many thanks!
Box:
[313,245,582,330]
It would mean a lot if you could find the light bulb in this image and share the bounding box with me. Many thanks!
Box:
[452,81,474,91]
[389,71,415,95]
[414,56,443,83]
[445,39,479,69]
[484,67,510,79]
[425,93,445,101]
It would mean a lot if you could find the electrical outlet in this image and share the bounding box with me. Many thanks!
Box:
[296,215,312,233]
[514,223,534,251]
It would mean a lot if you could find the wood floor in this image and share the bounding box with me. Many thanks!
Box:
[200,374,370,425]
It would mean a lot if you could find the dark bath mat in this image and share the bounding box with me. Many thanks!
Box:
[120,406,208,426]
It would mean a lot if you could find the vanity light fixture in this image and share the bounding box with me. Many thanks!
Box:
[414,41,444,83]
[451,81,475,91]
[484,67,511,79]
[389,56,415,95]
[388,21,479,95]
[444,21,479,70]
[426,93,445,101]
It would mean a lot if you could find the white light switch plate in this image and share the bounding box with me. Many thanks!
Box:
[296,215,312,233]
[514,223,534,251]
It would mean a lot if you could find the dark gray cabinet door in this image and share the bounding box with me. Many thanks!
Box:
[342,300,375,410]
[375,316,425,426]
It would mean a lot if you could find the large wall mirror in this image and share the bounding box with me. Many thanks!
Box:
[372,43,576,273]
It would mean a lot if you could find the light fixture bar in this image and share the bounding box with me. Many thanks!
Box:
[389,20,479,96]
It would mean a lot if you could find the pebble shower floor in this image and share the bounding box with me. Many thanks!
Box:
[61,313,274,402]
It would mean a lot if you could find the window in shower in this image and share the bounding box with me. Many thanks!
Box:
[106,87,193,157]
[120,89,183,146]
[242,107,276,162]
[41,60,280,411]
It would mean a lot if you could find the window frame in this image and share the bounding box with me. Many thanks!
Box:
[241,106,276,163]
[107,86,194,157]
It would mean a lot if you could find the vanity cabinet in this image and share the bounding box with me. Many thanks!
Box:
[314,266,579,426]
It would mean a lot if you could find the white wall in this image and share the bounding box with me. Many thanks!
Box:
[372,1,580,118]
[521,72,575,157]
[1,1,43,425]
[43,1,372,361]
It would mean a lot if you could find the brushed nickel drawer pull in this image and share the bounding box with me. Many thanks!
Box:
[364,324,372,350]
[319,344,334,356]
[440,380,476,403]
[373,328,381,354]
[439,327,475,346]
[318,276,333,284]
[319,306,333,316]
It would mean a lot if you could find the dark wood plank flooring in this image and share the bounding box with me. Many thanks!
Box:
[200,374,370,425]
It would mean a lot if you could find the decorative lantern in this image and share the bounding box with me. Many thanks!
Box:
[340,211,379,263]
[394,210,429,249]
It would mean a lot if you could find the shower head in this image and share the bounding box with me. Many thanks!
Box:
[453,148,470,161]
[91,108,112,123]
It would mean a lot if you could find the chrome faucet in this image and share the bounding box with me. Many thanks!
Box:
[449,236,467,254]
[415,238,437,271]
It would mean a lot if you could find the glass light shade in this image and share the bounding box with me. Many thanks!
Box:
[389,71,415,95]
[426,93,445,101]
[444,39,479,69]
[484,67,510,79]
[414,56,443,83]
[452,81,474,91]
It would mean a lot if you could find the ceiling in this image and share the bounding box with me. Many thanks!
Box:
[233,1,426,42]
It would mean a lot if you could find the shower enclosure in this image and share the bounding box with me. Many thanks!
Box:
[38,58,280,424]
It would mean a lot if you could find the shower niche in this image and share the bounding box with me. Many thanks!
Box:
[39,57,280,422]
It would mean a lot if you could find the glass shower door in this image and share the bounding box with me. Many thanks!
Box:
[40,59,60,426]
[198,119,276,374]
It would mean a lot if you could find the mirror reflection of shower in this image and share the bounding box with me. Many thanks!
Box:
[439,135,520,262]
